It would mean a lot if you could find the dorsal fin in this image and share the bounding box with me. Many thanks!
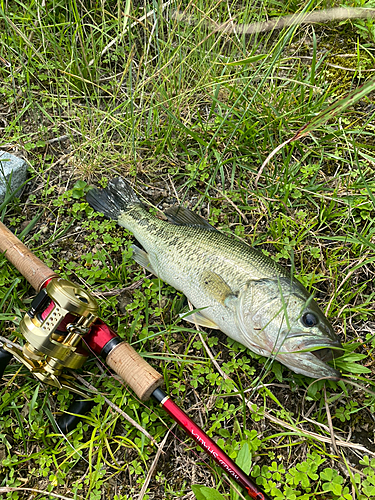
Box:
[164,206,217,230]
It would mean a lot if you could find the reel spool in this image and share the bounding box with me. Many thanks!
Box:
[5,278,98,393]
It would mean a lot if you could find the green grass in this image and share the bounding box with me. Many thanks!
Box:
[1,0,375,499]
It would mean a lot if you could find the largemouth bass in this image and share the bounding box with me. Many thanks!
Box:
[86,177,342,379]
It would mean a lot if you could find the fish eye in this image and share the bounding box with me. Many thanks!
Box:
[302,312,318,327]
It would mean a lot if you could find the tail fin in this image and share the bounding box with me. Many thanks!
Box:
[86,177,141,220]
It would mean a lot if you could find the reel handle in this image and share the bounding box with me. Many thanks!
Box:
[0,221,58,291]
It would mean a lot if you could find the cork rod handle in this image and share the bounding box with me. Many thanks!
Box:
[106,342,163,401]
[0,221,58,291]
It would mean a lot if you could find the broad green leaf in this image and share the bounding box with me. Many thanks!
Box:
[236,442,252,474]
[191,485,227,500]
[334,360,371,374]
[232,442,253,500]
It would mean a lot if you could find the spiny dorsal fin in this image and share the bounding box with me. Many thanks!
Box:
[164,206,217,230]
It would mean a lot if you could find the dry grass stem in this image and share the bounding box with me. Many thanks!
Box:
[137,425,175,500]
[187,300,230,380]
[173,7,375,34]
[94,278,146,298]
[325,253,369,314]
[324,384,340,457]
[0,488,76,500]
[257,406,375,456]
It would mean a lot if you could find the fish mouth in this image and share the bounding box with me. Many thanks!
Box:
[312,345,343,363]
[286,330,343,355]
[274,338,343,379]
[299,337,343,365]
[281,333,343,375]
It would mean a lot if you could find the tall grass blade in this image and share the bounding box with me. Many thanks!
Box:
[256,77,375,185]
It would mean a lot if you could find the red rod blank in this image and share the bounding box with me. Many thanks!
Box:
[161,396,270,500]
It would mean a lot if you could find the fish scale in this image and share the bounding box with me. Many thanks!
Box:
[124,206,287,282]
[86,177,343,379]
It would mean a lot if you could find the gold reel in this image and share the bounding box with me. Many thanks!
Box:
[6,279,98,393]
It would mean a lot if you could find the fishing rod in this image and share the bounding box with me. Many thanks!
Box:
[0,220,270,500]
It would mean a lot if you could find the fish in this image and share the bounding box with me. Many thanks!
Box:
[86,177,343,379]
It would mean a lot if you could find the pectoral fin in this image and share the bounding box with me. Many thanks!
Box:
[131,244,156,275]
[200,270,238,308]
[179,311,220,329]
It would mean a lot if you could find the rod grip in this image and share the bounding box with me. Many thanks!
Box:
[0,221,58,291]
[106,342,163,401]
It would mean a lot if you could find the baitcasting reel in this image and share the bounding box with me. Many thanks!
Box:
[4,278,98,395]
